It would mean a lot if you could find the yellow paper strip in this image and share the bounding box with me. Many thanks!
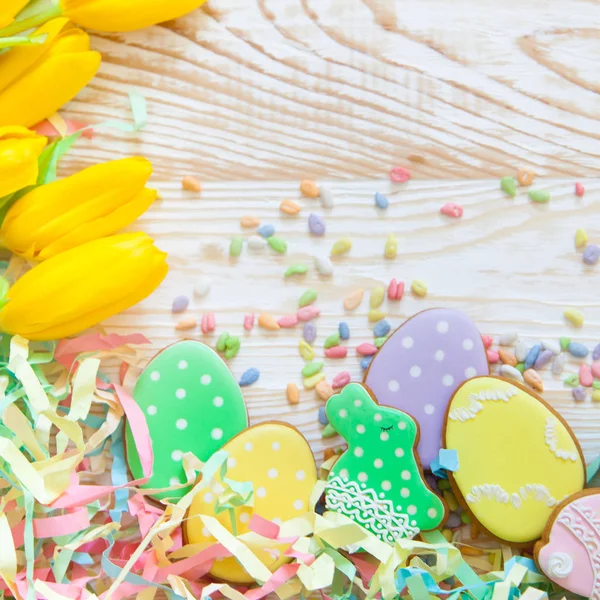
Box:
[68,357,100,422]
[3,405,47,461]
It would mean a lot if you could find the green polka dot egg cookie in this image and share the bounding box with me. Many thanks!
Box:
[325,383,447,542]
[125,340,248,501]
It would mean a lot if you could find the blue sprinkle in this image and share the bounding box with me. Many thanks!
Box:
[374,192,389,209]
[360,356,373,370]
[373,319,391,338]
[338,322,350,340]
[257,224,275,238]
[523,343,541,370]
[239,368,260,387]
[568,342,589,358]
[303,322,317,344]
[318,406,328,425]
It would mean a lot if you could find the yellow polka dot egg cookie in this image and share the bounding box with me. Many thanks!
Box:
[184,422,317,583]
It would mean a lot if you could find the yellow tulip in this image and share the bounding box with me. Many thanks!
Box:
[0,0,30,28]
[1,157,157,261]
[0,18,101,128]
[0,126,47,199]
[0,233,168,341]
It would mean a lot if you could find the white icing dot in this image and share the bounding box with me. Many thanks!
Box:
[401,470,411,480]
[239,512,251,523]
[427,508,437,519]
[388,380,400,392]
[176,418,188,430]
[203,492,214,503]
[169,477,180,486]
[339,469,349,480]
[272,518,282,526]
[401,488,410,498]
[213,483,225,495]
[268,468,278,479]
[398,421,407,430]
[227,457,237,468]
[272,441,281,451]
[381,480,392,491]
[410,366,421,378]
[395,448,405,458]
[257,487,267,498]
[462,338,474,350]
[465,367,477,378]
[200,374,212,385]
[338,409,348,418]
[211,428,223,440]
[244,442,253,452]
[380,432,389,441]
[358,472,368,482]
[434,350,445,361]
[356,424,366,434]
[407,505,417,515]
[353,399,362,407]
[171,450,183,461]
[213,396,224,407]
[150,370,160,381]
[175,388,186,399]
[202,527,210,537]
[147,405,157,416]
[374,458,383,468]
[354,447,364,458]
[296,470,306,481]
[402,336,414,349]
[424,404,435,415]
[437,320,449,333]
[411,520,417,526]
[293,500,304,511]
[178,360,188,370]
[442,374,454,387]
[374,413,382,422]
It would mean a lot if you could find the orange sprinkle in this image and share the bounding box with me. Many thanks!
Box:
[175,317,197,331]
[300,179,320,198]
[324,448,336,460]
[286,382,299,405]
[498,348,517,367]
[524,368,544,393]
[315,380,334,401]
[181,175,201,192]
[517,168,535,186]
[258,313,280,331]
[460,546,484,557]
[240,216,260,228]
[343,289,364,311]
[280,199,302,215]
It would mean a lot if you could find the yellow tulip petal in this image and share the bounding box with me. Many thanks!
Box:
[62,0,207,32]
[44,28,91,58]
[0,134,47,198]
[0,49,101,127]
[0,0,31,29]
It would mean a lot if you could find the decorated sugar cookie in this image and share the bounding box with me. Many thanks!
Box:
[125,340,248,501]
[184,422,317,583]
[535,489,600,600]
[325,383,446,542]
[444,376,585,544]
[365,308,488,468]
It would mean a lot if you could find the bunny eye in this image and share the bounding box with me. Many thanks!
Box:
[381,425,393,432]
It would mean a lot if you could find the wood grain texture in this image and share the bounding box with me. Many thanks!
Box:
[59,0,600,180]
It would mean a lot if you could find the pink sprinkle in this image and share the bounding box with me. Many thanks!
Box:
[390,166,411,183]
[332,371,351,389]
[297,306,320,322]
[591,361,600,379]
[201,313,215,334]
[481,335,493,349]
[277,315,298,328]
[243,313,255,331]
[387,279,404,301]
[580,364,593,387]
[356,343,378,356]
[325,346,348,359]
[575,182,585,197]
[487,349,499,363]
[440,202,463,218]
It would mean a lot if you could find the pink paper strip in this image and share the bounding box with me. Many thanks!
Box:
[249,514,280,539]
[245,563,300,600]
[32,119,94,139]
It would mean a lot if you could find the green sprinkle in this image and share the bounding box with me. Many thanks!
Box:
[460,512,471,525]
[284,264,308,277]
[593,381,600,390]
[302,361,324,378]
[229,236,243,257]
[515,362,525,373]
[330,238,352,256]
[267,236,287,253]
[560,336,571,351]
[437,479,451,491]
[298,289,318,308]
[528,189,550,203]
[224,336,241,359]
[563,374,580,387]
[216,332,230,352]
[324,333,341,349]
[322,423,337,439]
[374,336,387,348]
[500,176,517,197]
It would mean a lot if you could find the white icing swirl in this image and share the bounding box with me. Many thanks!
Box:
[546,552,574,578]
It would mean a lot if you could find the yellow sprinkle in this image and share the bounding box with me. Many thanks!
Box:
[592,389,600,403]
[330,238,352,256]
[370,286,385,309]
[299,340,315,361]
[286,382,300,405]
[442,490,459,512]
[368,310,386,323]
[258,313,280,331]
[575,228,588,249]
[300,179,320,198]
[564,308,584,328]
[280,199,302,215]
[181,175,201,192]
[315,380,334,401]
[343,289,364,311]
[304,372,326,390]
[384,234,397,259]
[441,529,453,542]
[411,280,427,298]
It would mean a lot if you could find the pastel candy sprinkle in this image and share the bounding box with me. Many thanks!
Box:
[499,364,524,383]
[302,361,324,378]
[247,235,267,251]
[330,238,352,256]
[258,313,280,331]
[216,332,230,352]
[304,372,325,389]
[318,406,328,425]
[175,317,196,330]
[388,279,404,301]
[201,313,215,334]
[299,340,315,361]
[303,322,317,343]
[551,354,566,376]
[564,374,580,387]
[277,315,298,328]
[384,234,398,259]
[523,368,543,392]
[194,277,211,298]
[172,295,189,313]
[360,356,374,370]
[243,313,255,331]
[515,340,528,362]
[322,423,337,439]
[575,182,585,197]
[411,280,427,297]
[594,343,600,360]
[583,244,600,265]
[534,349,553,369]
[499,332,517,346]
[374,336,386,348]
[229,236,243,257]
[370,286,385,309]
[390,166,410,182]
[257,224,275,238]
[592,362,600,379]
[344,289,364,311]
[487,349,500,363]
[284,263,308,277]
[239,368,260,387]
[314,255,333,276]
[300,179,320,198]
[268,236,287,253]
[498,348,517,367]
[528,189,550,203]
[374,192,389,209]
[368,310,386,322]
[564,308,584,327]
[524,343,541,370]
[315,380,334,401]
[298,289,318,308]
[373,319,391,337]
[573,386,587,402]
[324,333,341,349]
[280,199,302,215]
[325,346,348,359]
[575,228,588,249]
[500,176,517,197]
[308,213,326,236]
[297,306,320,321]
[224,336,241,359]
[568,342,589,358]
[541,339,561,355]
[594,389,600,403]
[338,322,350,340]
[356,343,377,356]
[481,335,493,349]
[320,185,334,208]
[287,382,299,404]
[579,364,593,387]
[440,202,463,218]
[332,371,351,389]
[240,215,259,228]
[560,336,571,351]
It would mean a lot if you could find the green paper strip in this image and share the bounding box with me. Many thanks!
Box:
[405,574,430,600]
[24,490,35,600]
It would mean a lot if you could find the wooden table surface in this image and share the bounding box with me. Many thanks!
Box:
[59,0,600,462]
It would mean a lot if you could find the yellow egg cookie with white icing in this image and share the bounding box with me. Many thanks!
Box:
[444,376,585,544]
[184,422,317,583]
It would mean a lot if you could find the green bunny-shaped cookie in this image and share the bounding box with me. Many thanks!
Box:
[325,383,446,542]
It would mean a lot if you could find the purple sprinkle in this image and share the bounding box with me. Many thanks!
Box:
[573,386,587,402]
[308,213,326,236]
[593,343,600,361]
[583,244,600,265]
[533,349,553,370]
[239,368,260,387]
[171,295,189,313]
[318,406,328,425]
[303,322,317,344]
[446,513,462,528]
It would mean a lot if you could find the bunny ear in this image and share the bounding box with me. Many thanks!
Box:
[326,383,376,440]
